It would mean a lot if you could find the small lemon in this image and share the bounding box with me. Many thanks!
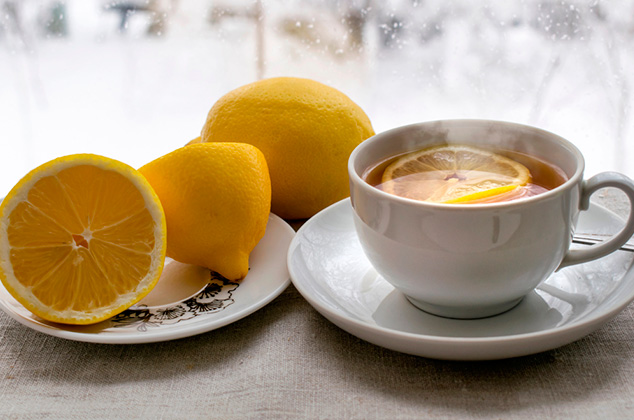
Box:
[200,77,375,219]
[139,142,271,280]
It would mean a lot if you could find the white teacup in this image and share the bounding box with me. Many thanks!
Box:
[348,120,634,319]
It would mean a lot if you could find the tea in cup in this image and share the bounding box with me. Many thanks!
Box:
[348,120,634,319]
[364,144,567,204]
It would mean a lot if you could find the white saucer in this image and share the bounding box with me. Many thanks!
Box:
[0,213,295,344]
[288,198,634,361]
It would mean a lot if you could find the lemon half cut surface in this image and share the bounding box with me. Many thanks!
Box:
[380,145,532,204]
[0,154,167,325]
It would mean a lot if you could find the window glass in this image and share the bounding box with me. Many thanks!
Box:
[1,0,633,195]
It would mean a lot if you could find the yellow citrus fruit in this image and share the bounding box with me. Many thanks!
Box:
[381,145,532,204]
[139,142,271,280]
[0,154,166,325]
[200,77,375,219]
[186,136,201,146]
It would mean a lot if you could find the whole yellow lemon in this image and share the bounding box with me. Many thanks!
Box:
[139,142,271,280]
[199,77,375,219]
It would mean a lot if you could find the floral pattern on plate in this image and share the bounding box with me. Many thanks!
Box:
[111,272,239,332]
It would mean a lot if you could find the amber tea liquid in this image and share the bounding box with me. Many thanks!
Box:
[363,146,568,204]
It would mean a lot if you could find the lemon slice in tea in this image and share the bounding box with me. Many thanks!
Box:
[380,145,532,204]
[0,154,166,325]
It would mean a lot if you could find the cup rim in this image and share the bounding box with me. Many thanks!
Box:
[348,119,585,209]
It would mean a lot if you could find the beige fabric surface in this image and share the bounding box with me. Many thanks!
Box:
[1,189,633,419]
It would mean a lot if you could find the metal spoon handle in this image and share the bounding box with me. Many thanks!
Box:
[572,233,634,252]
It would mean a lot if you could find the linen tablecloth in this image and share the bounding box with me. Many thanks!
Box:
[1,189,633,419]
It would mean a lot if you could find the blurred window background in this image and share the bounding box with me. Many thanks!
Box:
[2,0,634,195]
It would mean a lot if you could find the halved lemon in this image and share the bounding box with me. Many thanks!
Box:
[0,154,166,325]
[381,145,532,203]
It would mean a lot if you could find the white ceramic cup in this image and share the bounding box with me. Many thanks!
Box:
[348,120,634,319]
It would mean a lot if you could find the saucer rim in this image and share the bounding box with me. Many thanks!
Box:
[288,198,634,359]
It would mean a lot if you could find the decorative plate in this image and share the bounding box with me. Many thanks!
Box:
[0,213,295,344]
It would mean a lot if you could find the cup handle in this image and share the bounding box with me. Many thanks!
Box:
[559,172,634,269]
